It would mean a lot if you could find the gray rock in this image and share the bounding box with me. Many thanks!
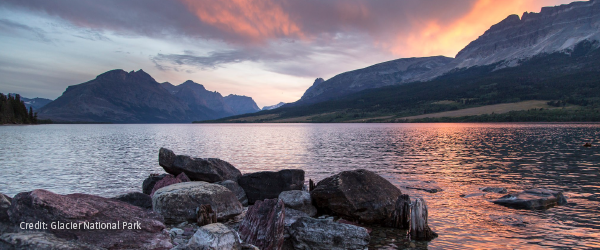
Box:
[216,180,248,206]
[159,148,242,183]
[288,217,370,250]
[401,181,443,193]
[241,243,260,250]
[0,232,103,250]
[112,192,152,209]
[493,189,568,210]
[143,174,168,195]
[238,169,304,205]
[278,190,317,217]
[480,187,508,194]
[284,208,310,228]
[311,169,402,224]
[186,223,241,250]
[152,182,243,224]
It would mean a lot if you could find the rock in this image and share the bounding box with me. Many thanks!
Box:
[112,192,153,209]
[493,189,568,209]
[461,193,486,198]
[159,148,242,183]
[0,232,103,250]
[401,181,443,193]
[7,189,172,249]
[238,169,304,205]
[143,174,168,195]
[0,193,11,222]
[310,169,402,224]
[196,204,217,227]
[152,182,243,224]
[278,190,317,217]
[238,199,285,250]
[284,208,310,228]
[241,243,260,250]
[216,180,248,206]
[176,172,191,182]
[288,217,370,250]
[186,223,241,250]
[409,198,437,241]
[337,219,372,234]
[480,187,508,194]
[150,174,181,197]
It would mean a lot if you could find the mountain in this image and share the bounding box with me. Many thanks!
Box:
[9,94,52,110]
[262,102,286,111]
[298,0,600,105]
[223,94,260,115]
[297,57,453,104]
[206,0,600,123]
[38,69,201,123]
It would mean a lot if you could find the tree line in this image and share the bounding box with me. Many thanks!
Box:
[0,93,38,124]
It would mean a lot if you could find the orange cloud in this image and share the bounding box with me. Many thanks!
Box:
[180,0,304,43]
[384,0,576,57]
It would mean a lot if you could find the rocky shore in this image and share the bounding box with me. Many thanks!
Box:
[0,148,568,249]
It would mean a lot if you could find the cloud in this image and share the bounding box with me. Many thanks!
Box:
[0,18,52,42]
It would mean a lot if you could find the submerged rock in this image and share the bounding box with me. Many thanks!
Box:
[238,169,304,205]
[480,187,508,194]
[401,181,443,193]
[142,174,168,195]
[493,189,567,209]
[186,223,241,250]
[278,190,317,217]
[152,182,242,224]
[112,192,152,210]
[216,180,248,206]
[311,169,402,224]
[288,217,370,250]
[238,199,285,250]
[159,148,242,183]
[7,189,172,249]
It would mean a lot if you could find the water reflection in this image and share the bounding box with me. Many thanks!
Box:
[1,123,599,249]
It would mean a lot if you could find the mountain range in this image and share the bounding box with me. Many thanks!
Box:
[212,0,600,123]
[37,70,260,123]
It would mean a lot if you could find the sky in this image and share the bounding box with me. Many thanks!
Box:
[0,0,578,108]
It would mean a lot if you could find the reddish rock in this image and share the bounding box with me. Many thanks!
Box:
[150,174,180,197]
[7,189,172,249]
[238,199,285,250]
[176,172,191,182]
[142,173,168,195]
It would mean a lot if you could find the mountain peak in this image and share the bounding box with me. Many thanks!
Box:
[313,78,325,86]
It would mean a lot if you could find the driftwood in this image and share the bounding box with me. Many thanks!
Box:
[238,199,285,250]
[409,198,438,241]
[196,204,217,227]
[309,179,316,192]
[389,194,411,229]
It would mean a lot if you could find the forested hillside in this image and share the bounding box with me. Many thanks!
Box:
[1,93,39,124]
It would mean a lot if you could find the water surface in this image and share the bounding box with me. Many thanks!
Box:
[1,123,599,249]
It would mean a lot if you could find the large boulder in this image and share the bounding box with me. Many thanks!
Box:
[159,148,242,183]
[112,192,153,210]
[238,199,285,250]
[493,189,568,209]
[216,180,248,206]
[7,189,172,249]
[152,182,243,224]
[186,223,241,250]
[142,174,168,195]
[310,169,402,224]
[238,169,304,205]
[278,190,317,217]
[288,217,370,250]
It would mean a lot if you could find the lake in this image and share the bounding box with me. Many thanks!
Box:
[1,123,599,249]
